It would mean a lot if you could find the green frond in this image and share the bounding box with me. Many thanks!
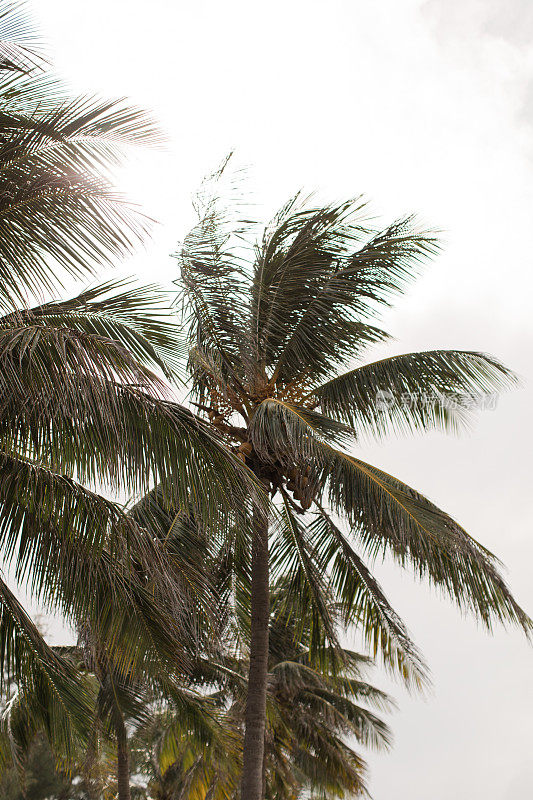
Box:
[158,686,237,774]
[251,198,438,383]
[2,278,186,381]
[249,397,355,466]
[309,509,429,690]
[0,578,95,771]
[289,735,369,799]
[174,189,254,392]
[271,499,340,656]
[0,452,210,678]
[299,688,392,751]
[132,693,239,800]
[0,309,257,504]
[0,70,162,308]
[249,398,531,638]
[324,450,532,634]
[312,349,517,438]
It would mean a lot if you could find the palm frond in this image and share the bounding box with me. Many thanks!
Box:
[249,397,355,466]
[312,349,517,438]
[173,170,256,397]
[309,508,428,690]
[270,499,340,656]
[1,279,186,381]
[324,450,532,634]
[0,2,47,72]
[0,451,210,678]
[251,198,438,383]
[0,312,257,506]
[250,399,531,636]
[0,577,95,771]
[0,76,162,308]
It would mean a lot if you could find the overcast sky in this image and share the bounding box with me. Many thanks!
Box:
[27,1,533,798]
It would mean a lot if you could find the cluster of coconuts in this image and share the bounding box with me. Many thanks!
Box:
[208,408,226,426]
[285,465,313,511]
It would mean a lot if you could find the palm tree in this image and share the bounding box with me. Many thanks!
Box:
[0,611,237,800]
[126,577,393,800]
[0,1,256,761]
[172,167,531,800]
[256,583,392,800]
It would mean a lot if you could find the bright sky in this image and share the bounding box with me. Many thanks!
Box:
[29,1,533,798]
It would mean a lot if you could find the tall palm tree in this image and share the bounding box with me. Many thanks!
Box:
[0,1,255,754]
[173,168,531,800]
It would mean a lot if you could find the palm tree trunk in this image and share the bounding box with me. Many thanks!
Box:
[240,504,270,800]
[115,715,131,800]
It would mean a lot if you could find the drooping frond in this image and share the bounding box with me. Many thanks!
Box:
[249,397,355,466]
[270,499,340,655]
[131,690,240,800]
[0,310,257,507]
[1,279,186,381]
[251,398,531,636]
[324,450,532,634]
[0,70,162,309]
[309,508,428,689]
[0,578,95,770]
[262,585,393,800]
[312,349,517,438]
[0,452,212,677]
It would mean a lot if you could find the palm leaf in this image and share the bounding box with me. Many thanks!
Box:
[0,312,256,507]
[324,449,532,633]
[0,71,162,309]
[250,398,531,635]
[311,349,517,437]
[0,452,208,677]
[309,508,428,689]
[270,499,340,656]
[1,279,186,381]
[0,2,46,72]
[251,198,438,383]
[0,578,95,771]
[249,397,355,466]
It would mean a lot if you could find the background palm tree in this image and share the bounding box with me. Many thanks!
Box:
[124,578,393,800]
[256,583,392,800]
[171,164,531,800]
[0,503,392,800]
